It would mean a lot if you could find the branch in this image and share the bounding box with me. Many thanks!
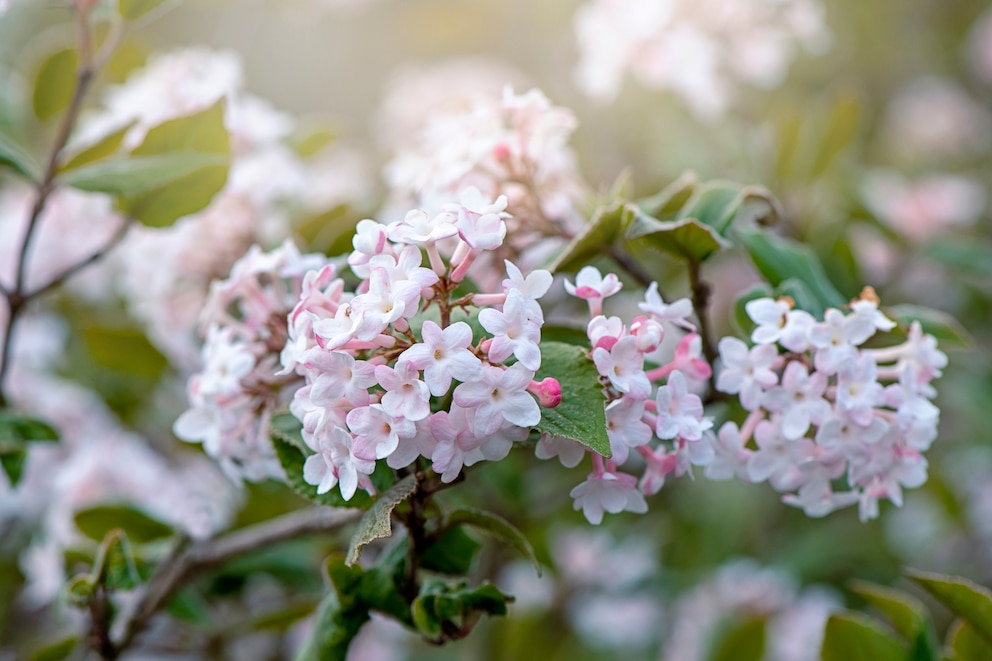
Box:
[26,218,132,300]
[109,507,362,659]
[687,259,719,396]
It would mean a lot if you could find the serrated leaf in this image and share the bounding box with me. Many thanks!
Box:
[420,525,481,576]
[33,49,78,121]
[626,213,729,262]
[948,619,992,661]
[551,203,636,273]
[345,474,418,566]
[60,123,133,172]
[0,131,41,181]
[270,430,374,509]
[534,342,610,457]
[637,170,700,217]
[885,305,973,349]
[118,0,169,20]
[820,612,907,661]
[736,228,846,310]
[62,153,228,195]
[117,100,230,227]
[849,580,937,660]
[446,508,540,576]
[708,617,766,661]
[74,504,173,544]
[906,569,992,646]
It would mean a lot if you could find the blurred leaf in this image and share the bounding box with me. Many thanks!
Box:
[675,182,780,235]
[906,569,992,646]
[736,228,847,312]
[288,126,336,158]
[0,450,26,487]
[96,529,141,591]
[270,425,374,509]
[925,239,992,279]
[79,325,168,379]
[775,278,822,316]
[60,123,133,172]
[821,612,907,661]
[420,525,481,576]
[885,305,973,349]
[708,617,766,661]
[249,598,320,632]
[627,213,729,262]
[33,49,78,121]
[551,203,636,273]
[413,580,511,643]
[947,619,992,661]
[296,204,359,256]
[540,324,588,347]
[637,170,700,217]
[345,474,417,566]
[774,108,802,182]
[118,0,169,20]
[294,586,366,661]
[64,573,94,608]
[62,152,227,195]
[849,580,938,660]
[446,508,540,576]
[534,342,610,457]
[29,636,78,661]
[117,100,230,227]
[0,131,41,181]
[74,504,173,544]
[0,411,59,486]
[811,93,861,176]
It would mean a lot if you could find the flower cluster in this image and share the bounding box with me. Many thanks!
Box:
[538,266,716,524]
[714,288,946,521]
[281,188,561,501]
[174,240,325,482]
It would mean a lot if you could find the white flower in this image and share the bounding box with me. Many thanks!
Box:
[387,208,458,246]
[564,265,623,300]
[638,282,694,330]
[763,361,831,440]
[305,350,376,407]
[704,422,753,481]
[399,320,482,396]
[655,370,711,441]
[453,363,540,435]
[716,337,778,410]
[605,396,653,464]
[479,290,543,370]
[570,471,648,525]
[593,336,651,398]
[303,426,375,500]
[375,360,431,422]
[535,434,587,468]
[348,404,416,460]
[747,419,816,491]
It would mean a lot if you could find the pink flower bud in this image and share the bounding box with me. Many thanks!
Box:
[528,377,562,408]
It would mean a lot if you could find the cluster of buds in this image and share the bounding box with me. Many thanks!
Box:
[280,187,562,501]
[713,288,946,521]
[173,241,324,481]
[537,266,717,524]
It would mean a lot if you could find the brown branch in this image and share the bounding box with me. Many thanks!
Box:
[26,218,132,300]
[109,507,362,659]
[687,259,718,396]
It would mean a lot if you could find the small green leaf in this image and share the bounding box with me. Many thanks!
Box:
[534,342,610,457]
[413,581,512,643]
[885,305,973,349]
[97,530,141,591]
[948,619,992,661]
[294,588,367,661]
[626,213,729,262]
[637,170,700,217]
[62,153,228,195]
[33,49,78,121]
[60,123,133,172]
[64,574,95,608]
[118,0,169,20]
[0,450,26,486]
[0,131,41,181]
[551,203,636,273]
[345,474,418,566]
[0,410,59,446]
[29,635,78,661]
[736,228,847,310]
[849,580,938,660]
[820,612,907,661]
[446,508,540,576]
[288,126,336,158]
[270,426,375,509]
[420,525,482,576]
[79,325,169,379]
[906,569,992,646]
[74,504,173,544]
[708,617,766,661]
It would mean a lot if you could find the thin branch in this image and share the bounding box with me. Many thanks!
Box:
[26,218,132,300]
[687,259,719,396]
[110,507,362,659]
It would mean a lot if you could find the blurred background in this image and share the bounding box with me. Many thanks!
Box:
[0,0,990,659]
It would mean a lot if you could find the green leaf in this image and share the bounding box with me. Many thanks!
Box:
[420,525,482,576]
[626,213,729,263]
[551,203,636,274]
[948,619,992,661]
[74,504,173,544]
[64,574,95,608]
[413,580,512,643]
[294,587,367,661]
[820,612,907,661]
[636,170,700,217]
[0,131,41,181]
[906,569,992,646]
[446,508,540,576]
[675,182,780,235]
[118,0,169,20]
[0,411,59,486]
[708,617,766,661]
[811,93,861,176]
[117,100,230,227]
[534,342,610,457]
[60,123,133,172]
[0,450,26,487]
[288,126,336,158]
[79,325,169,379]
[33,49,78,121]
[885,305,973,349]
[736,228,847,311]
[62,153,228,195]
[29,636,78,661]
[345,474,418,566]
[925,238,992,279]
[849,580,938,660]
[96,529,141,591]
[270,423,375,509]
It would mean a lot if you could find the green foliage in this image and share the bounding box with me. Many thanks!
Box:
[118,0,170,20]
[412,579,512,643]
[551,202,635,273]
[885,305,973,349]
[420,525,481,575]
[707,617,766,661]
[947,619,992,661]
[28,636,78,661]
[533,341,610,457]
[0,411,58,486]
[65,530,142,610]
[820,612,907,661]
[62,152,228,195]
[626,213,729,263]
[445,508,541,576]
[636,170,700,217]
[346,474,418,566]
[849,579,938,661]
[33,49,78,121]
[115,100,230,227]
[74,504,174,544]
[59,123,133,172]
[906,569,992,646]
[0,130,41,181]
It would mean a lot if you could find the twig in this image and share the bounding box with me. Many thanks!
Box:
[687,259,718,396]
[109,507,362,659]
[26,218,132,300]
